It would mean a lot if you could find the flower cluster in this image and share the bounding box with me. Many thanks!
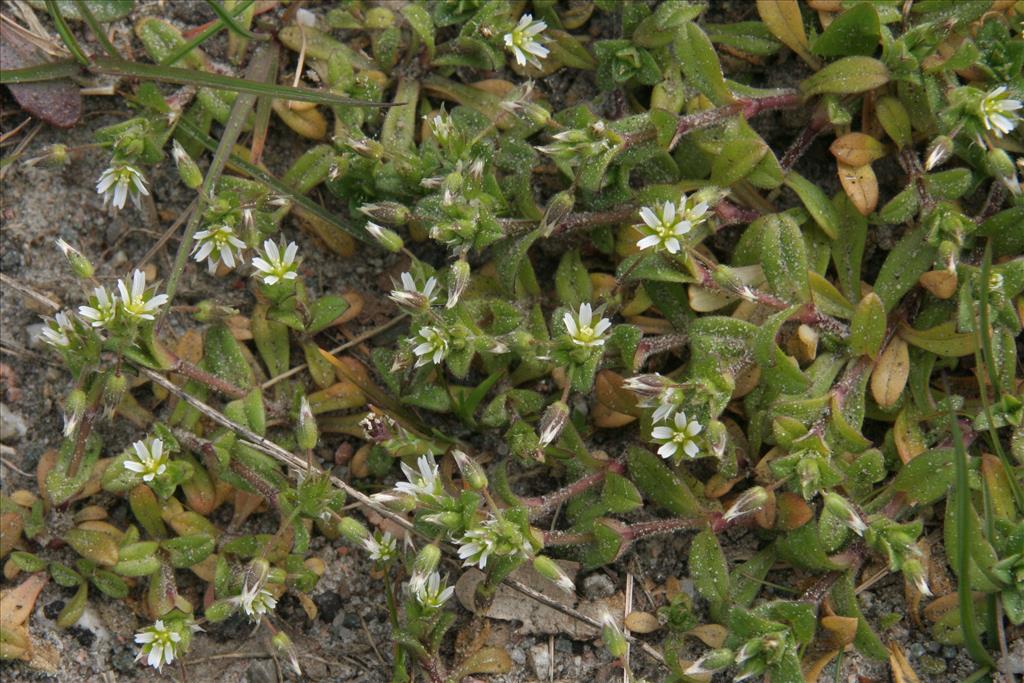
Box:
[78,270,169,328]
[978,85,1022,138]
[503,14,548,68]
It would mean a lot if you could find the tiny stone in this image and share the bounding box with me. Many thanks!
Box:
[312,591,343,623]
[926,640,941,654]
[342,611,361,628]
[943,646,958,659]
[43,600,65,621]
[582,573,615,599]
[908,643,925,658]
[510,647,526,665]
[919,655,946,675]
[0,403,28,441]
[554,636,572,653]
[528,643,551,680]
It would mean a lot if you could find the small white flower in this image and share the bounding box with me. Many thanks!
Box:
[192,224,247,274]
[503,13,549,68]
[123,438,169,482]
[457,517,531,570]
[134,619,196,671]
[429,109,455,144]
[651,386,683,423]
[394,455,444,502]
[41,311,74,348]
[651,411,703,460]
[117,269,169,321]
[251,239,300,286]
[635,195,709,254]
[978,85,1022,138]
[457,524,498,569]
[362,531,397,562]
[390,272,439,309]
[412,325,449,367]
[232,582,278,621]
[78,286,118,328]
[563,303,611,347]
[413,571,454,610]
[96,163,149,210]
[722,486,769,522]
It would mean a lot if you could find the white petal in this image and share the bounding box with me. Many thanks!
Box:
[637,235,661,250]
[639,206,660,229]
[578,303,592,326]
[683,440,699,457]
[657,442,677,459]
[662,200,675,224]
[563,312,578,336]
[124,461,145,473]
[651,426,673,440]
[284,242,298,263]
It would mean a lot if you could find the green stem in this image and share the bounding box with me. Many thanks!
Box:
[161,0,255,66]
[72,0,120,58]
[45,0,90,66]
[204,0,259,39]
[159,47,273,324]
[945,373,996,668]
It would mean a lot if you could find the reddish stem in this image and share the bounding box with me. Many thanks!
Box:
[522,460,625,520]
[622,517,706,541]
[670,90,802,151]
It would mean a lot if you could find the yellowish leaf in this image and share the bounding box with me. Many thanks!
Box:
[871,336,909,408]
[0,573,47,629]
[624,611,661,633]
[830,132,887,166]
[837,162,879,215]
[756,0,819,67]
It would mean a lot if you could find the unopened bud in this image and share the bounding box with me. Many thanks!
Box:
[55,239,94,279]
[103,372,128,417]
[532,556,575,593]
[723,486,768,522]
[244,558,271,590]
[706,419,728,459]
[451,449,487,490]
[902,557,931,596]
[446,260,470,309]
[344,137,384,159]
[26,143,69,167]
[337,517,370,544]
[267,567,287,585]
[63,388,87,437]
[537,401,570,447]
[986,148,1016,179]
[540,191,574,237]
[684,648,735,675]
[371,491,417,512]
[923,135,954,171]
[364,222,404,253]
[296,397,318,450]
[271,631,302,676]
[822,492,867,536]
[422,511,462,530]
[171,140,203,189]
[359,201,411,225]
[413,544,441,577]
[599,610,627,658]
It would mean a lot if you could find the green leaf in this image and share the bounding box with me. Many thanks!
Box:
[830,572,888,660]
[850,292,886,357]
[831,193,867,302]
[163,534,216,568]
[57,583,88,628]
[811,2,880,57]
[674,22,734,105]
[251,303,290,378]
[898,321,978,357]
[872,226,936,312]
[800,56,889,96]
[31,0,132,22]
[400,3,435,59]
[555,249,592,309]
[875,96,912,148]
[494,230,541,296]
[784,172,839,239]
[626,446,703,517]
[307,295,349,334]
[203,322,254,389]
[711,136,768,187]
[690,527,730,609]
[761,213,810,303]
[892,447,954,505]
[601,472,643,513]
[775,523,843,572]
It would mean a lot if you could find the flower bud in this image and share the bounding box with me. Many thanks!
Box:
[296,397,318,450]
[706,419,728,459]
[532,556,575,593]
[451,449,487,490]
[359,201,411,225]
[63,388,87,437]
[684,648,735,675]
[986,147,1015,180]
[822,492,867,536]
[271,630,302,676]
[204,598,238,623]
[540,190,574,237]
[103,372,128,417]
[364,222,404,253]
[55,239,95,279]
[923,135,954,171]
[413,544,441,578]
[244,558,271,589]
[171,140,204,189]
[599,610,627,658]
[446,259,470,309]
[723,486,768,522]
[267,567,287,585]
[902,557,931,596]
[537,401,570,447]
[337,517,370,544]
[422,511,462,530]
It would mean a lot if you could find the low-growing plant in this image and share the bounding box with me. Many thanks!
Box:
[1,1,1022,681]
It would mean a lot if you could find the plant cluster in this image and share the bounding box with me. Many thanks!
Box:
[1,1,1022,682]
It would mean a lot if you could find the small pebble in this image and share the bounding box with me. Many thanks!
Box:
[313,591,343,623]
[919,654,946,675]
[943,646,958,659]
[528,643,552,679]
[908,643,925,658]
[582,573,615,599]
[0,403,28,441]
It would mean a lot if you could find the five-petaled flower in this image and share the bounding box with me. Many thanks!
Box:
[97,163,150,211]
[651,411,703,460]
[123,438,169,482]
[390,272,439,310]
[413,571,454,610]
[412,325,449,367]
[134,619,199,671]
[232,582,278,622]
[978,85,1022,138]
[635,195,709,254]
[251,240,300,286]
[504,14,549,68]
[118,269,169,321]
[394,455,444,502]
[363,531,397,562]
[192,224,247,274]
[563,303,611,347]
[79,286,118,328]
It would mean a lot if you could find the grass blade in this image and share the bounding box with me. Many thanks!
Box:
[203,0,257,39]
[159,0,254,66]
[0,61,80,84]
[44,0,90,65]
[90,56,389,107]
[72,0,120,58]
